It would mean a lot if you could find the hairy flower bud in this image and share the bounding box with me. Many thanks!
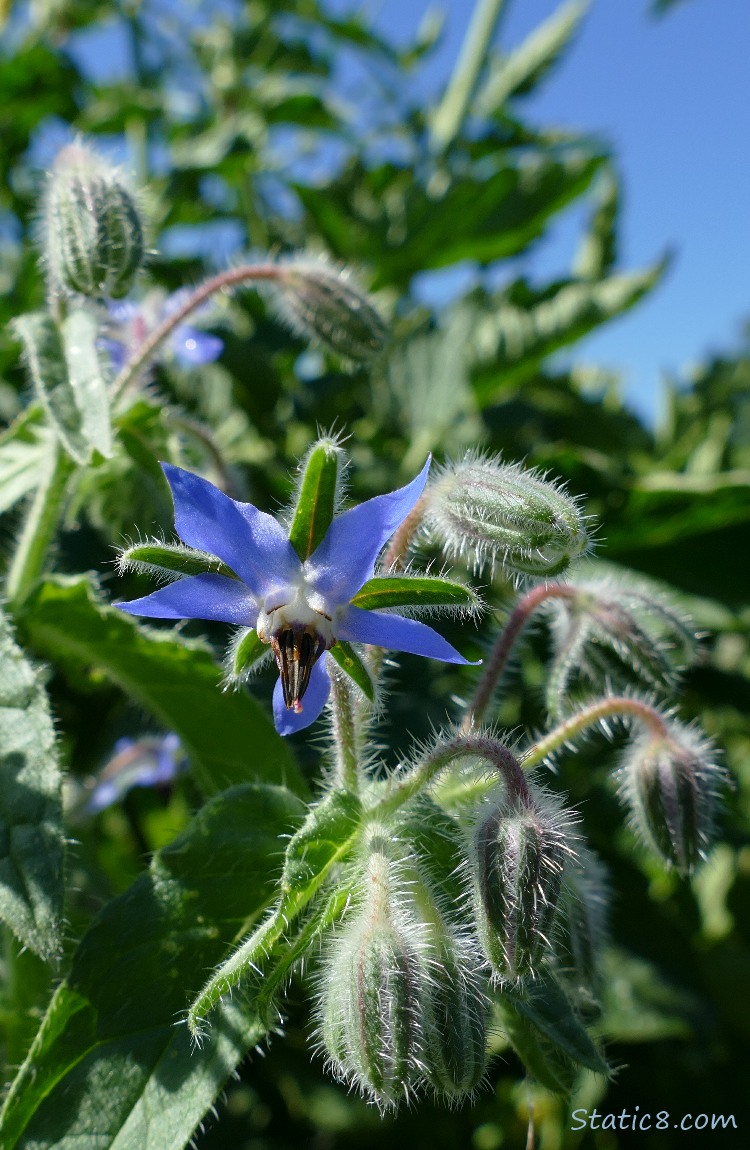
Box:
[425,454,590,580]
[42,142,145,299]
[555,849,608,1018]
[545,573,697,717]
[317,834,426,1108]
[618,723,723,875]
[271,258,388,361]
[421,931,489,1097]
[472,787,577,981]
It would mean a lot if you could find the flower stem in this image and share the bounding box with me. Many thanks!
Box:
[373,732,528,820]
[463,583,575,730]
[521,695,670,770]
[329,667,361,794]
[110,262,283,404]
[6,441,75,607]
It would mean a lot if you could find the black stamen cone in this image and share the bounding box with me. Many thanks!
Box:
[272,626,326,711]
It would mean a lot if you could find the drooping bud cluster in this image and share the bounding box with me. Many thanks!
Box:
[471,781,579,982]
[424,453,591,580]
[270,257,388,362]
[544,573,697,717]
[42,141,145,299]
[617,721,723,875]
[555,847,609,1017]
[316,820,489,1108]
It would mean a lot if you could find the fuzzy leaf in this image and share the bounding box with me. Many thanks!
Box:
[20,575,305,797]
[188,789,362,1036]
[0,608,64,960]
[351,574,478,612]
[289,439,343,560]
[0,783,305,1150]
[0,404,54,515]
[12,312,91,464]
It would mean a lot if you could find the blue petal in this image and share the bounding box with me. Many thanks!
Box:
[337,606,478,665]
[116,573,259,624]
[173,326,224,365]
[273,654,331,735]
[162,464,300,597]
[305,458,431,603]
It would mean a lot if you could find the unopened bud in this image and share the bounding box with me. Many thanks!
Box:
[317,834,425,1109]
[43,142,145,299]
[425,454,590,580]
[555,849,608,1017]
[272,258,388,362]
[472,787,577,981]
[546,575,697,716]
[618,723,722,875]
[421,931,489,1097]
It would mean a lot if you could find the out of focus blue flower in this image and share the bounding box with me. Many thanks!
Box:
[86,733,186,813]
[102,289,223,372]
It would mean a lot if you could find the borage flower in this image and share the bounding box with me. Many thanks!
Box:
[117,456,478,735]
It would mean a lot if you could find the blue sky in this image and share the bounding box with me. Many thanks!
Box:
[332,0,750,423]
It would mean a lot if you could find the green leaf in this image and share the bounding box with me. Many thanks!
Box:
[329,640,375,701]
[288,438,344,559]
[0,783,305,1150]
[474,261,665,402]
[12,313,89,464]
[187,788,362,1036]
[474,0,590,113]
[497,972,609,1094]
[0,404,54,516]
[20,575,305,797]
[119,541,238,581]
[61,308,113,459]
[351,574,478,611]
[0,608,64,960]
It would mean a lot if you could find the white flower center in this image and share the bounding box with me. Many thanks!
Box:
[256,583,337,712]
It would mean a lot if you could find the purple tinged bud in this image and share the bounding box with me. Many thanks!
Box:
[42,142,145,300]
[421,931,489,1098]
[271,258,388,362]
[472,786,577,981]
[556,849,609,1018]
[618,724,723,875]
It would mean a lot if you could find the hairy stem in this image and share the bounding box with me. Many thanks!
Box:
[374,732,529,820]
[521,695,670,770]
[110,262,283,403]
[463,583,575,730]
[6,442,75,607]
[329,667,361,794]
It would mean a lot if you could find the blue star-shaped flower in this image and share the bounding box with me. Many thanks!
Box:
[117,461,474,735]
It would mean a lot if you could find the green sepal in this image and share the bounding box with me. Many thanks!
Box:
[351,574,478,611]
[119,540,238,581]
[229,628,268,678]
[288,438,344,560]
[496,972,609,1095]
[330,640,375,701]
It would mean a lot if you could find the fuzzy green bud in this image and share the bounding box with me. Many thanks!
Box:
[555,849,608,1019]
[472,787,576,981]
[317,836,425,1109]
[618,724,722,875]
[271,258,388,362]
[43,142,145,299]
[425,454,590,580]
[421,932,489,1097]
